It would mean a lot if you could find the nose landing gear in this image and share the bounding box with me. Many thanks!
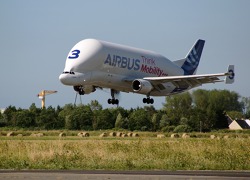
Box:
[73,86,85,95]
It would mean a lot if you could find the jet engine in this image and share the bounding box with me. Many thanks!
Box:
[132,79,153,94]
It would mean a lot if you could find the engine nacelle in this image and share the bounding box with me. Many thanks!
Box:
[132,79,153,94]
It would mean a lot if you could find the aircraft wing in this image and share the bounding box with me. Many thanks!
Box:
[143,65,235,88]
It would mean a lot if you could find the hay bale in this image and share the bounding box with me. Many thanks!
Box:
[121,133,128,137]
[78,132,89,137]
[7,132,14,137]
[127,132,133,137]
[36,133,44,137]
[223,135,229,139]
[17,134,23,137]
[30,133,44,137]
[59,132,66,137]
[132,133,139,137]
[210,135,216,139]
[109,132,116,137]
[157,134,165,138]
[99,132,107,137]
[82,132,89,137]
[30,133,36,137]
[170,133,179,138]
[182,133,190,138]
[116,132,122,137]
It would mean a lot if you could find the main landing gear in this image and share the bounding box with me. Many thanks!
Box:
[108,89,119,105]
[143,95,154,104]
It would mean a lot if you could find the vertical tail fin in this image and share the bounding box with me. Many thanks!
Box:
[179,39,205,75]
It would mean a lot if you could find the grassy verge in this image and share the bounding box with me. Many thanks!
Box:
[0,136,249,170]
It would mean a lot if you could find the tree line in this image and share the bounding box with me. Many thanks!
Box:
[0,89,249,132]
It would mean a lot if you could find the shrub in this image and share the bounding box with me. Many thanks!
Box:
[161,126,175,132]
[173,125,192,133]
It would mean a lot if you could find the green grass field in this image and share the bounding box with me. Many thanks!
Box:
[0,131,250,170]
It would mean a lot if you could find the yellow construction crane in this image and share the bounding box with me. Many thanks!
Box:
[37,90,57,108]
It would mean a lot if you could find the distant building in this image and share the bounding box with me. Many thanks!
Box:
[229,120,250,130]
[226,115,233,125]
[0,108,5,114]
[245,119,250,127]
[226,114,250,130]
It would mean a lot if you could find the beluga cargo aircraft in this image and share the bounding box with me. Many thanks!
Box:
[59,39,235,105]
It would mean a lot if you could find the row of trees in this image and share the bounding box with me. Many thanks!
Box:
[0,89,249,132]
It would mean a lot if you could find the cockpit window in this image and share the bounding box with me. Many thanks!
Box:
[63,71,75,74]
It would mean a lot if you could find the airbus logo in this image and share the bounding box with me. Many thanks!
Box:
[104,54,140,71]
[104,54,167,76]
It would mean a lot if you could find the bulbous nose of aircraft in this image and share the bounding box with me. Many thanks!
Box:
[59,71,88,86]
[59,73,68,85]
[59,72,75,85]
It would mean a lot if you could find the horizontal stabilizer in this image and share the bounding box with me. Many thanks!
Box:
[225,65,235,84]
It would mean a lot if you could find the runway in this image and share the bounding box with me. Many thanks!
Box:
[0,170,250,180]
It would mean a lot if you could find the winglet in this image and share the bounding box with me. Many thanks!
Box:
[225,65,235,84]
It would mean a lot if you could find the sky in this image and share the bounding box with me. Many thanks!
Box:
[0,0,249,110]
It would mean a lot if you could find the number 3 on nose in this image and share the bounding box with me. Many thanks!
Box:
[68,50,80,59]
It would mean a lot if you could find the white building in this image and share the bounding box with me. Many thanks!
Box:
[229,120,250,130]
[245,119,250,127]
[0,108,5,114]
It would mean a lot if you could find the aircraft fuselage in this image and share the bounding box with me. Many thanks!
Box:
[59,39,184,96]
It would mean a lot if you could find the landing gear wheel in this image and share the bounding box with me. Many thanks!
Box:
[108,98,119,105]
[108,89,119,105]
[142,97,154,104]
[79,89,85,95]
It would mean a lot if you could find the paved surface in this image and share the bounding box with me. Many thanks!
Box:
[0,170,250,180]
